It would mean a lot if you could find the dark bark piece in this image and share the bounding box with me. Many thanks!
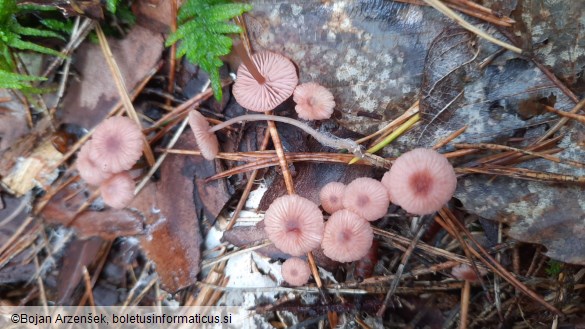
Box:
[41,179,89,226]
[72,209,144,240]
[137,133,205,293]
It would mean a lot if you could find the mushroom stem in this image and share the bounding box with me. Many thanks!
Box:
[209,114,363,157]
[233,40,266,84]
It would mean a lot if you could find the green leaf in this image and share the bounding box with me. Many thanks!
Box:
[168,0,252,101]
[106,0,119,13]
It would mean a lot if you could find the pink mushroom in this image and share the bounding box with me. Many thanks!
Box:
[232,51,298,112]
[382,148,457,215]
[319,182,346,214]
[451,264,488,281]
[293,82,336,120]
[321,209,373,263]
[264,194,324,256]
[76,140,112,186]
[187,110,219,160]
[343,177,390,221]
[89,116,144,173]
[100,171,135,209]
[281,257,311,286]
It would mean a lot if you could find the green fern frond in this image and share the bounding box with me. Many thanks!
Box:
[106,0,119,14]
[3,30,62,57]
[0,68,45,89]
[40,18,74,34]
[10,21,64,40]
[167,0,252,101]
[0,0,65,90]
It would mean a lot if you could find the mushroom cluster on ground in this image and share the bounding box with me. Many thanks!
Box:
[196,45,458,286]
[75,116,142,209]
[260,148,457,283]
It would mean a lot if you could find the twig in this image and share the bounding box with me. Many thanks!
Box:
[42,18,95,78]
[433,125,467,149]
[422,0,522,53]
[396,0,515,27]
[356,100,419,144]
[82,266,95,306]
[441,208,562,315]
[460,280,470,329]
[201,241,272,269]
[454,142,585,168]
[377,216,430,316]
[349,114,419,165]
[135,116,190,195]
[225,129,271,231]
[166,0,178,107]
[543,105,585,124]
[456,165,585,184]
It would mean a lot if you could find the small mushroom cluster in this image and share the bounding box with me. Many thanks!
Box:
[232,50,336,121]
[76,116,143,209]
[188,50,339,160]
[264,148,457,286]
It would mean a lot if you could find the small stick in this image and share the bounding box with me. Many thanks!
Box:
[267,119,296,194]
[454,142,585,168]
[82,266,96,306]
[135,116,190,195]
[443,207,563,315]
[433,125,467,149]
[166,0,178,107]
[456,165,585,184]
[201,241,272,269]
[349,114,419,164]
[377,216,430,316]
[422,0,522,53]
[225,128,271,231]
[459,280,471,329]
[356,100,419,144]
[543,105,585,124]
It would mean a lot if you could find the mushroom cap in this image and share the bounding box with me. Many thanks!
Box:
[76,140,112,186]
[451,264,487,282]
[100,171,135,209]
[89,116,144,173]
[380,171,393,200]
[293,82,335,120]
[188,110,219,160]
[233,51,298,112]
[343,177,390,221]
[319,182,346,214]
[321,209,373,263]
[384,148,457,215]
[264,194,324,256]
[281,257,311,286]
